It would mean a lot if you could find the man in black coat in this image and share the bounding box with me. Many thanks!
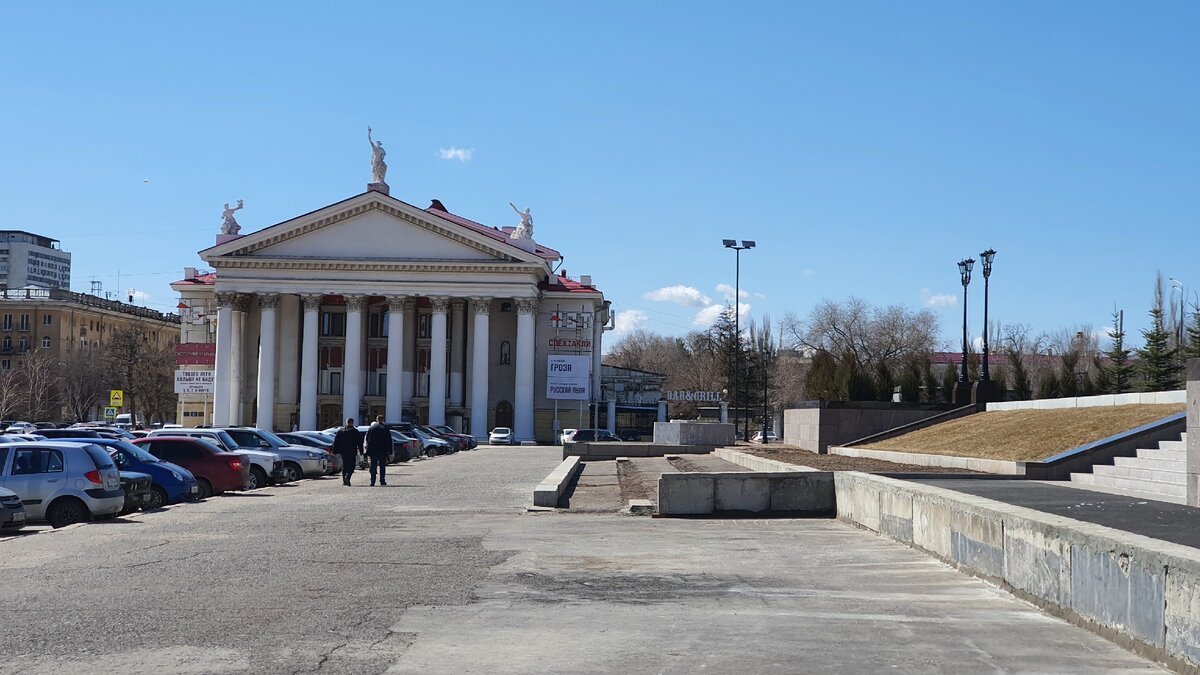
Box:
[332,418,363,486]
[364,415,392,487]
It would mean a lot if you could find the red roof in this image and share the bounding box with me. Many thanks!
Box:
[425,200,562,263]
[173,272,216,285]
[540,270,601,295]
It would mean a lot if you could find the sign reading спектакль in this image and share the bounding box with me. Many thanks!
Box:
[546,355,591,400]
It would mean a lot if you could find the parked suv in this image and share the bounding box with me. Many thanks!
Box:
[215,428,328,481]
[133,437,249,498]
[146,428,283,489]
[0,441,125,527]
[96,439,199,508]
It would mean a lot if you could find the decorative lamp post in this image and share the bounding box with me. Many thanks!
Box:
[723,239,755,440]
[957,257,975,383]
[979,249,996,381]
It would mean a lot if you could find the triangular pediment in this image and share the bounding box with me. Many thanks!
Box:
[200,192,546,266]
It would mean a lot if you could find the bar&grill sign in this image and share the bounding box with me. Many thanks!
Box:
[546,355,591,400]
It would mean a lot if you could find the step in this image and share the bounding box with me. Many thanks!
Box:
[1113,456,1186,471]
[1135,447,1186,461]
[1048,480,1187,505]
[1069,473,1187,497]
[1091,464,1185,483]
[1158,439,1186,452]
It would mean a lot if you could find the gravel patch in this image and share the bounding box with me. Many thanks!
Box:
[742,446,979,473]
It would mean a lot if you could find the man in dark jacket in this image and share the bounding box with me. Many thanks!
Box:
[364,415,392,486]
[332,418,363,486]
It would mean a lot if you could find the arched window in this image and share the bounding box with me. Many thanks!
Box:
[499,341,511,365]
[18,336,29,352]
[41,337,51,349]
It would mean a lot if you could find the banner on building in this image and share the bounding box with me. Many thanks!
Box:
[548,337,592,350]
[174,369,215,394]
[546,355,591,400]
[176,342,217,365]
[666,390,722,402]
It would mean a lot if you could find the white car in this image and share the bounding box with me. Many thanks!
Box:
[5,422,35,433]
[489,427,515,445]
[751,431,778,444]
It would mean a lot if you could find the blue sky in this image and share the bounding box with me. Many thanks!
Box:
[2,2,1196,351]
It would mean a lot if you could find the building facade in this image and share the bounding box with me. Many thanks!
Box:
[178,186,608,443]
[0,231,72,290]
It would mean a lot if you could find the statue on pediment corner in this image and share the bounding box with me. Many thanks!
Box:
[509,202,533,240]
[220,199,244,235]
[368,126,388,185]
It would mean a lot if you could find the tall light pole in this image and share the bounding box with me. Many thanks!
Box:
[954,258,974,405]
[979,249,996,381]
[723,239,755,440]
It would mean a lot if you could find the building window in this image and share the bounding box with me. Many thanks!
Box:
[18,336,29,352]
[368,312,390,338]
[42,314,51,326]
[1,314,10,330]
[417,314,431,338]
[18,314,29,331]
[41,337,51,349]
[320,311,346,337]
[499,341,511,365]
[2,336,10,350]
[0,359,9,370]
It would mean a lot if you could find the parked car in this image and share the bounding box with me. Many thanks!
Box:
[489,427,515,445]
[84,438,199,508]
[116,470,154,515]
[0,486,26,532]
[132,437,248,498]
[0,441,125,527]
[5,422,36,433]
[390,432,420,462]
[427,424,477,450]
[277,432,342,475]
[36,428,102,440]
[146,428,283,489]
[33,422,58,430]
[215,428,328,480]
[750,431,778,444]
[563,429,621,444]
[408,427,453,456]
[618,429,644,442]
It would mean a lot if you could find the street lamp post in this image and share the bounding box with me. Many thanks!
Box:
[954,257,975,405]
[979,249,996,381]
[723,239,755,440]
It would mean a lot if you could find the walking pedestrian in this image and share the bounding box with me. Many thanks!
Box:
[332,418,363,486]
[365,415,392,486]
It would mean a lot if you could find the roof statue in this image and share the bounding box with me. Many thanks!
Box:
[368,126,387,185]
[220,199,244,235]
[509,202,533,240]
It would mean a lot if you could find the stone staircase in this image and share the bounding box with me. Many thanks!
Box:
[1069,433,1187,504]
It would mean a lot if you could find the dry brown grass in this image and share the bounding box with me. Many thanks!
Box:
[858,404,1184,461]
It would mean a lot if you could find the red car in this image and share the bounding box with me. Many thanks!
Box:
[132,436,248,498]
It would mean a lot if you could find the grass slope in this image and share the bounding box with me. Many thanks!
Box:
[857,404,1184,462]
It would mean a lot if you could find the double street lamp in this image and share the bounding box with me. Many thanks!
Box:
[957,257,975,385]
[954,249,998,405]
[979,249,996,381]
[723,239,755,440]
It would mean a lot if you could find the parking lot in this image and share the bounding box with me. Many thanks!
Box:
[0,445,1166,674]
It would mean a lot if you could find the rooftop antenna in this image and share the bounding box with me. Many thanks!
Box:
[90,278,102,296]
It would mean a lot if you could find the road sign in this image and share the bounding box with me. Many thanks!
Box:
[109,390,124,407]
[104,407,117,419]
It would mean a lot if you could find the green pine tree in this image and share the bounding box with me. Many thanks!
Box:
[898,355,922,403]
[1184,302,1200,360]
[920,356,939,403]
[1006,348,1032,401]
[1103,309,1135,394]
[1037,367,1060,399]
[1137,276,1183,391]
[940,364,957,403]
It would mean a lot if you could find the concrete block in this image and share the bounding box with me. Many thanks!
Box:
[1004,521,1070,606]
[912,499,953,558]
[533,457,581,507]
[769,473,834,514]
[1114,393,1142,406]
[658,474,714,515]
[878,490,914,543]
[1038,397,1077,410]
[1165,564,1200,666]
[948,510,1004,579]
[834,473,880,532]
[714,475,771,512]
[1068,545,1165,647]
[1079,394,1116,409]
[653,421,735,446]
[1155,390,1187,404]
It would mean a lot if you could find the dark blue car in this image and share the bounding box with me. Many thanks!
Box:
[60,437,199,509]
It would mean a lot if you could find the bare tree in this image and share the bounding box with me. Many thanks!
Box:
[59,345,110,422]
[134,343,177,425]
[106,321,174,426]
[18,348,61,421]
[0,368,21,421]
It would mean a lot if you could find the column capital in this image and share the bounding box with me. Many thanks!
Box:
[258,293,280,310]
[514,296,540,315]
[301,294,324,311]
[232,293,254,313]
[429,296,451,313]
[344,294,368,312]
[472,297,494,315]
[215,292,238,309]
[386,295,410,312]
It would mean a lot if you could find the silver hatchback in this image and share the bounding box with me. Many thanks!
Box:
[0,441,124,527]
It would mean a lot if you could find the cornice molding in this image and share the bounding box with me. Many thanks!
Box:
[209,257,544,275]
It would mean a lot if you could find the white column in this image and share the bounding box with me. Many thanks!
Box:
[342,295,366,423]
[591,306,604,405]
[470,297,492,440]
[449,299,466,407]
[720,401,729,424]
[514,296,538,442]
[276,294,300,407]
[402,298,416,401]
[212,292,236,427]
[657,400,667,423]
[255,294,279,430]
[606,399,616,433]
[229,294,250,425]
[299,294,321,430]
[428,296,450,426]
[385,296,406,422]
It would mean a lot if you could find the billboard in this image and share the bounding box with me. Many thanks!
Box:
[174,369,215,394]
[546,355,591,400]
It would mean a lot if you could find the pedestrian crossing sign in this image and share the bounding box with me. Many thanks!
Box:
[104,407,118,419]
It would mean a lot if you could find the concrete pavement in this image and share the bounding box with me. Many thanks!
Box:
[0,446,1169,673]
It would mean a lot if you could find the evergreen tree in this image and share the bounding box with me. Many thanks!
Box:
[898,355,922,403]
[1137,276,1183,391]
[804,349,841,400]
[1103,309,1135,394]
[1037,367,1060,399]
[1092,355,1111,395]
[939,364,957,403]
[1006,347,1032,401]
[920,356,939,403]
[873,360,894,402]
[1184,302,1200,360]
[1059,349,1080,398]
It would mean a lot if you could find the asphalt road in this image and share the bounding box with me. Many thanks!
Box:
[0,446,1167,674]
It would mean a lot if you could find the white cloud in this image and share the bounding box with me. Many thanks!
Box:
[920,288,957,308]
[753,292,767,300]
[438,147,474,162]
[972,336,984,351]
[693,302,751,327]
[644,285,712,307]
[715,283,749,302]
[612,310,648,334]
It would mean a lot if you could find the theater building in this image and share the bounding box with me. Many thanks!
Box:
[174,184,608,443]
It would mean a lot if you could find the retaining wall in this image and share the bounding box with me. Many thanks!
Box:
[987,390,1186,412]
[783,402,954,453]
[658,471,835,516]
[653,421,735,446]
[564,442,714,461]
[834,471,1200,671]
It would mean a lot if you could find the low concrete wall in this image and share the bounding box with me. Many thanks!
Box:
[564,442,713,461]
[987,390,1186,412]
[658,471,835,516]
[653,421,735,446]
[1188,359,1198,507]
[829,445,1023,474]
[835,472,1200,671]
[533,456,581,507]
[713,447,819,472]
[783,401,954,453]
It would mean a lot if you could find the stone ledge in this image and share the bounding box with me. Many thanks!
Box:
[533,456,581,507]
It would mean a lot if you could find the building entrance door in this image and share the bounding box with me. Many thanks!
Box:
[494,400,513,429]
